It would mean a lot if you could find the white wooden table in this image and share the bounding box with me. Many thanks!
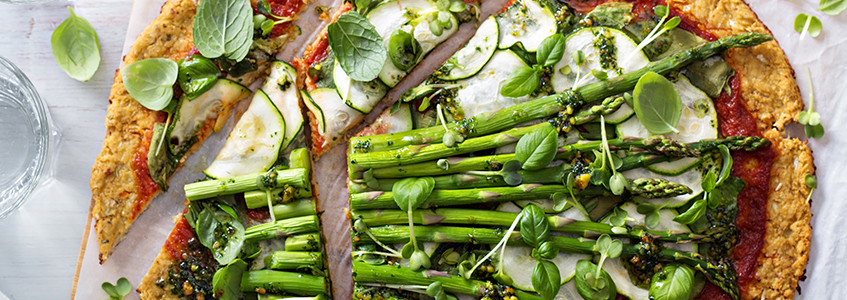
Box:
[0,1,132,299]
[0,0,846,300]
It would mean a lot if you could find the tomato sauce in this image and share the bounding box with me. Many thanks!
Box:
[131,130,161,219]
[164,210,196,259]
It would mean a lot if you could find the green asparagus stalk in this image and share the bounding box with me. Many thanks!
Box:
[185,167,309,201]
[289,148,312,174]
[350,184,610,210]
[349,33,772,153]
[244,215,319,243]
[241,270,327,296]
[271,199,318,220]
[352,261,543,300]
[244,187,313,209]
[349,123,551,172]
[355,226,738,298]
[353,209,722,243]
[550,95,627,133]
[264,251,323,270]
[351,165,566,192]
[366,154,518,179]
[286,233,322,251]
[259,294,328,300]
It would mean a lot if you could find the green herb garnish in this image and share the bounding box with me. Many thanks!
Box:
[101,277,131,300]
[648,264,694,300]
[392,176,436,270]
[819,0,847,15]
[794,13,822,42]
[633,71,683,135]
[327,11,387,82]
[121,58,178,111]
[799,66,824,139]
[501,33,566,97]
[193,0,254,62]
[51,7,100,82]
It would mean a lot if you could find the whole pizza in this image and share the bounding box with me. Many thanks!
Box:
[85,0,814,299]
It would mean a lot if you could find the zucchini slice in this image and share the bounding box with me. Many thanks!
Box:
[168,79,251,157]
[303,87,365,146]
[454,50,532,118]
[496,0,557,51]
[609,202,696,253]
[603,258,649,300]
[301,89,324,134]
[264,61,303,151]
[501,246,589,291]
[204,89,285,179]
[551,27,649,92]
[435,16,499,81]
[385,103,414,133]
[334,60,389,114]
[617,75,718,175]
[621,153,720,208]
[555,278,582,300]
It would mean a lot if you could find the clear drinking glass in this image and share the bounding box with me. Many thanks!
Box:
[0,56,51,220]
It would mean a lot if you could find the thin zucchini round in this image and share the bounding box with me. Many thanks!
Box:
[551,27,650,93]
[436,16,499,81]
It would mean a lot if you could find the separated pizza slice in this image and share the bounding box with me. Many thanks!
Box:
[345,0,813,299]
[293,0,481,157]
[90,0,312,263]
[138,62,330,299]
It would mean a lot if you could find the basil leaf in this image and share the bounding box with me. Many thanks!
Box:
[516,125,558,170]
[532,260,562,300]
[196,206,217,248]
[701,171,717,192]
[633,71,683,135]
[392,177,436,211]
[121,58,178,111]
[328,11,387,81]
[819,0,847,15]
[672,199,706,224]
[212,259,247,300]
[648,264,694,300]
[211,209,245,265]
[520,204,550,247]
[574,260,617,300]
[717,145,732,185]
[193,0,254,61]
[388,29,422,72]
[147,123,174,191]
[500,66,541,98]
[794,14,823,38]
[536,34,566,67]
[536,241,558,260]
[51,7,100,82]
[177,55,221,99]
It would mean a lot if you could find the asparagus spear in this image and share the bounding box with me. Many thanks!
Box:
[352,209,724,243]
[244,215,319,243]
[349,33,772,153]
[286,233,322,251]
[349,123,552,172]
[185,167,309,201]
[241,270,327,296]
[264,251,323,270]
[244,187,313,209]
[268,199,318,220]
[354,226,739,298]
[352,261,543,300]
[350,180,689,210]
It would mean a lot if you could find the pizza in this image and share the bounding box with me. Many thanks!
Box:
[89,0,311,263]
[86,0,814,298]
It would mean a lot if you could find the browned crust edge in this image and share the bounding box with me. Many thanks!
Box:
[136,214,184,300]
[667,0,814,299]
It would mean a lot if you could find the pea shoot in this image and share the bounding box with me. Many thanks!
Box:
[793,13,822,42]
[805,174,817,204]
[799,66,824,139]
[392,177,436,270]
[626,5,680,63]
[101,277,132,300]
[256,0,295,36]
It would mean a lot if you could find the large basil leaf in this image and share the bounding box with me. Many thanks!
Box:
[648,264,694,300]
[536,34,566,67]
[516,125,558,170]
[212,259,247,300]
[195,204,245,265]
[520,204,550,247]
[532,260,561,300]
[121,58,178,111]
[327,11,387,82]
[392,177,436,211]
[177,55,221,99]
[500,66,540,98]
[51,7,100,82]
[193,0,254,62]
[388,29,422,72]
[633,71,682,135]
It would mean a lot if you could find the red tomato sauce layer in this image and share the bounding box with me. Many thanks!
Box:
[164,212,196,259]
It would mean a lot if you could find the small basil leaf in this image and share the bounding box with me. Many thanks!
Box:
[516,125,558,170]
[121,58,178,111]
[536,34,566,67]
[633,71,683,135]
[51,7,101,82]
[196,206,218,248]
[537,241,558,260]
[717,145,732,185]
[212,259,247,300]
[672,199,706,224]
[193,0,253,61]
[520,204,550,247]
[819,0,847,15]
[147,123,173,191]
[177,55,221,99]
[648,264,694,300]
[501,66,541,98]
[532,260,562,300]
[328,11,388,81]
[388,30,423,72]
[707,191,723,209]
[392,177,436,211]
[701,171,717,192]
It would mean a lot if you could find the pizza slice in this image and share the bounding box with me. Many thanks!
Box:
[138,62,330,299]
[293,0,481,157]
[89,0,311,263]
[345,0,813,299]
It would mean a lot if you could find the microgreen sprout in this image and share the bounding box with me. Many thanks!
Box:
[674,145,733,224]
[582,234,622,298]
[466,210,523,280]
[794,13,822,42]
[437,104,465,147]
[101,277,131,300]
[465,160,523,186]
[626,5,681,63]
[799,66,824,139]
[635,199,673,229]
[256,0,295,36]
[355,219,404,257]
[805,174,817,204]
[392,177,436,270]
